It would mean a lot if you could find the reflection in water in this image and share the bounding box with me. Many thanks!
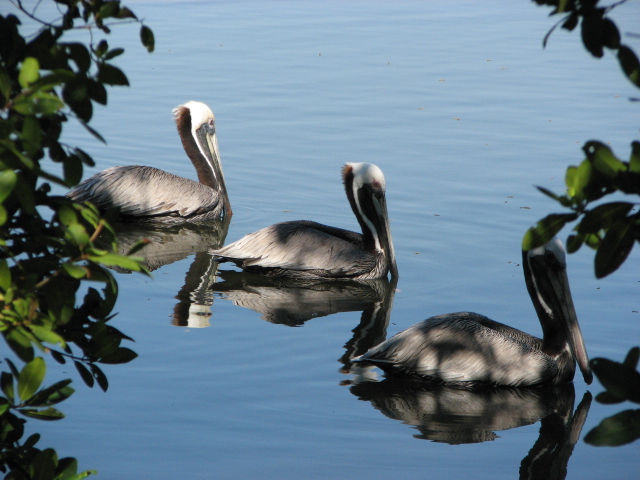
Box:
[350,378,591,479]
[111,218,230,327]
[211,273,396,328]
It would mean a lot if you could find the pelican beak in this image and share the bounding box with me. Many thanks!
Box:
[554,267,592,384]
[195,123,232,215]
[529,253,592,384]
[374,193,398,279]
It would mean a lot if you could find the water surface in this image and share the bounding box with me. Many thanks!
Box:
[21,1,640,478]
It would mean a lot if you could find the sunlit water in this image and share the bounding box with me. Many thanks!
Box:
[11,0,640,478]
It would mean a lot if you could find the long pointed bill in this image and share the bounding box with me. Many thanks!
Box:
[373,194,398,279]
[530,253,592,384]
[196,127,232,215]
[552,267,592,384]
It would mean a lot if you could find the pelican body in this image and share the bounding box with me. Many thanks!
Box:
[67,101,231,222]
[212,162,397,280]
[354,238,592,387]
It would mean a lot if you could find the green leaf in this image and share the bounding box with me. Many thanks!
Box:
[19,57,40,88]
[18,357,46,402]
[594,220,636,278]
[66,223,90,246]
[58,205,78,226]
[585,410,640,446]
[140,25,155,53]
[0,258,10,291]
[565,159,591,200]
[522,213,577,250]
[0,397,9,415]
[104,47,125,60]
[630,141,640,174]
[5,327,35,362]
[0,169,18,203]
[62,262,88,279]
[88,253,147,272]
[584,141,626,179]
[20,406,65,420]
[98,1,120,19]
[29,325,66,347]
[618,45,640,88]
[25,379,74,407]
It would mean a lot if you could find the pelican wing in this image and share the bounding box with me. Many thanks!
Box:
[356,312,558,387]
[68,166,220,218]
[212,221,376,277]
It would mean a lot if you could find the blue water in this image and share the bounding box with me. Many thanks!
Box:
[12,0,640,478]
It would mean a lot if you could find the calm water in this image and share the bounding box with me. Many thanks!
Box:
[16,0,640,478]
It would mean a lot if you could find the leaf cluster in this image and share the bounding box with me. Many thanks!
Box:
[1,1,153,478]
[523,141,639,278]
[584,347,640,446]
[533,0,640,89]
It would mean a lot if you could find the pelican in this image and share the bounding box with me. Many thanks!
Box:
[353,238,592,387]
[66,101,231,222]
[211,162,398,280]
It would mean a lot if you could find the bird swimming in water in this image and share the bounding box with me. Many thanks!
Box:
[66,101,231,222]
[354,237,592,387]
[211,162,398,281]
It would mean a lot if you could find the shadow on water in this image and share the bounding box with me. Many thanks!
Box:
[349,377,591,479]
[109,218,230,327]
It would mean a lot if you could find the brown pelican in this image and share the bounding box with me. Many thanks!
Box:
[211,162,397,280]
[66,101,231,222]
[353,238,592,387]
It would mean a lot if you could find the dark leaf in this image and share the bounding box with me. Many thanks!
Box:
[74,361,94,388]
[140,25,155,53]
[50,350,66,365]
[581,10,604,58]
[24,379,73,407]
[594,220,636,278]
[90,364,109,392]
[100,347,138,365]
[601,18,620,49]
[617,45,640,88]
[63,152,84,186]
[561,12,579,32]
[117,6,138,20]
[1,371,15,402]
[104,47,125,60]
[623,347,640,370]
[97,63,129,86]
[78,119,106,143]
[65,42,91,73]
[591,356,640,403]
[577,202,634,234]
[585,410,640,446]
[566,233,584,253]
[87,79,107,105]
[630,141,640,173]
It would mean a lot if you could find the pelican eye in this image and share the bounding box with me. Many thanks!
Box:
[371,180,382,190]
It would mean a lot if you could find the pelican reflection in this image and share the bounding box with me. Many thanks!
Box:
[349,379,591,479]
[111,219,230,327]
[211,273,396,328]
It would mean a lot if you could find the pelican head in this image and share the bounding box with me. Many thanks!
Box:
[343,162,398,279]
[173,101,231,215]
[524,237,592,384]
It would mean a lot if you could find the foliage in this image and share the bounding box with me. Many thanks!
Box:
[522,140,639,278]
[0,1,153,477]
[585,347,640,446]
[527,0,639,448]
[524,0,640,278]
